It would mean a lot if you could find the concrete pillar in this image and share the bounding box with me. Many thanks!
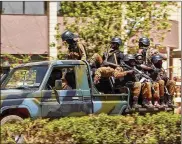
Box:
[166,46,170,78]
[121,3,128,54]
[48,2,58,60]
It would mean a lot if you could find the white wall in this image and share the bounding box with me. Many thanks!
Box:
[48,2,58,60]
[168,2,181,50]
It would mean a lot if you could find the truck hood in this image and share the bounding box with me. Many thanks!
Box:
[0,89,35,100]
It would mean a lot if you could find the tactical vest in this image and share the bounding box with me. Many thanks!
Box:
[68,41,87,60]
[68,43,82,60]
[105,49,123,65]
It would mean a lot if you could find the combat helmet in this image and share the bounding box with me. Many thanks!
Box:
[111,37,122,46]
[139,37,150,47]
[151,54,163,64]
[123,54,135,62]
[61,30,78,41]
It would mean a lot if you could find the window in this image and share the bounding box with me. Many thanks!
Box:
[46,67,76,90]
[1,2,47,15]
[3,65,48,89]
[57,2,61,16]
[2,2,23,14]
[25,2,45,15]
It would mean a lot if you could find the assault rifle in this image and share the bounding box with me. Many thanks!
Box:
[103,61,156,94]
[103,61,153,82]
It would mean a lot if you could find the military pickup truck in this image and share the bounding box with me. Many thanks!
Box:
[1,60,174,125]
[1,60,132,125]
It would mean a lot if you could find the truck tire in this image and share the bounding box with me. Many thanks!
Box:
[1,115,24,143]
[1,115,23,125]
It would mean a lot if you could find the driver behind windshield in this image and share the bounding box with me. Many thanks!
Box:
[47,69,62,89]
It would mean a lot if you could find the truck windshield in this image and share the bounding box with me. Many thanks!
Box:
[3,65,48,89]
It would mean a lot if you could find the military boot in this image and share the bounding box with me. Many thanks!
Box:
[154,100,163,108]
[167,95,175,108]
[142,98,154,108]
[132,96,142,109]
[160,96,168,108]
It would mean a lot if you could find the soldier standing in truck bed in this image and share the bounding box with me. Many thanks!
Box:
[61,30,87,61]
[137,37,167,65]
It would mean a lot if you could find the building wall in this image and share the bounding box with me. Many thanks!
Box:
[1,15,48,54]
[168,2,181,80]
[168,2,181,50]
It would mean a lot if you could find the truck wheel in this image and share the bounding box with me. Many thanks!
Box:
[1,115,24,143]
[1,115,23,125]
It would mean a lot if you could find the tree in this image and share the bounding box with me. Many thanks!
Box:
[0,53,49,68]
[56,1,179,58]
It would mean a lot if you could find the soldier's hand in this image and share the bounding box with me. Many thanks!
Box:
[127,70,134,74]
[68,52,73,57]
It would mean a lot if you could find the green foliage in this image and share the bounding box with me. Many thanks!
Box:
[56,1,178,57]
[0,54,32,68]
[1,112,180,144]
[0,54,49,68]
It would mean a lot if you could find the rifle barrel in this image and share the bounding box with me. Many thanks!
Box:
[103,61,153,82]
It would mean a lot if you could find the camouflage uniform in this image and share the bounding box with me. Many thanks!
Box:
[145,47,159,65]
[89,53,103,68]
[94,66,143,104]
[141,82,152,100]
[89,48,124,78]
[94,66,127,83]
[158,68,176,96]
[61,31,87,61]
[133,82,142,98]
[152,80,165,107]
[122,69,152,108]
[140,48,167,108]
[67,39,87,60]
[151,55,175,107]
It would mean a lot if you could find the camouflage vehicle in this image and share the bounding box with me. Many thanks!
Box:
[0,60,172,125]
[0,60,131,125]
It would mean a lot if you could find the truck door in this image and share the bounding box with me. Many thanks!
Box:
[41,64,92,118]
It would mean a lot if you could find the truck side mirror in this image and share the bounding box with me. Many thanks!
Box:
[55,80,62,90]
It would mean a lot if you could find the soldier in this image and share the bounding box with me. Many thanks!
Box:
[61,30,87,60]
[103,37,124,64]
[135,53,155,72]
[123,54,153,108]
[89,37,124,68]
[47,69,62,89]
[90,37,124,80]
[135,53,144,65]
[62,71,74,90]
[137,37,167,65]
[151,55,176,108]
